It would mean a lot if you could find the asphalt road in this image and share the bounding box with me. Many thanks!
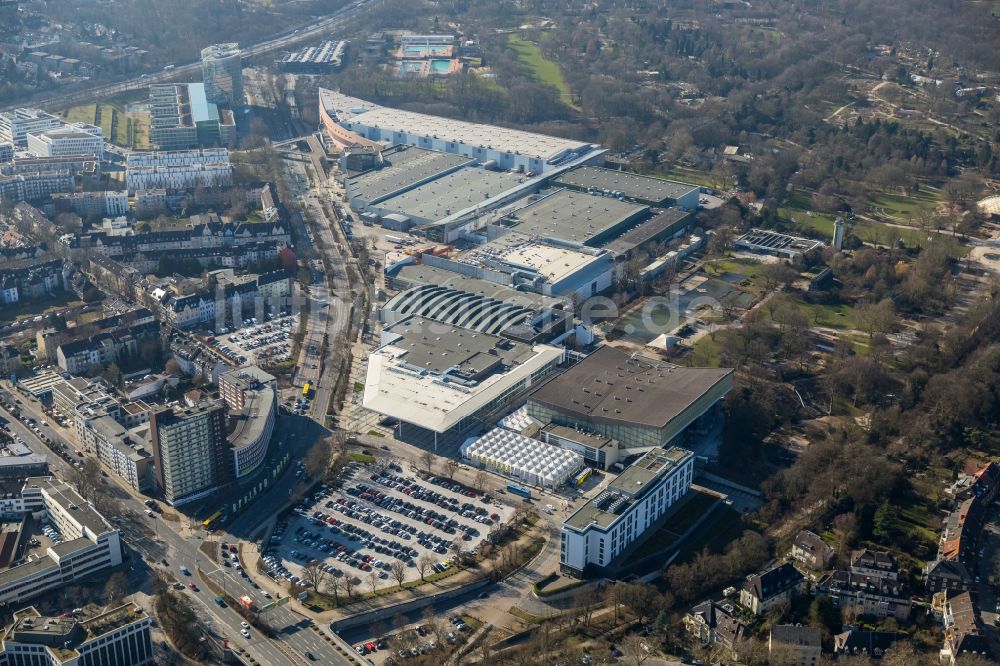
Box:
[0,387,354,665]
[0,0,379,113]
[280,147,356,424]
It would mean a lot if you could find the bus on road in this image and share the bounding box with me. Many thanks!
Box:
[506,483,532,499]
[202,511,222,529]
[302,382,311,398]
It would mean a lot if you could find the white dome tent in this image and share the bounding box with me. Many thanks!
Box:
[460,427,584,488]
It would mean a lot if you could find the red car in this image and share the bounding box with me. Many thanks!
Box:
[188,583,199,591]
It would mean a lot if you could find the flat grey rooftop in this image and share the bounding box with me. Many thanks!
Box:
[542,424,617,450]
[347,147,470,202]
[228,386,274,453]
[554,166,697,204]
[25,477,112,536]
[389,262,559,310]
[376,168,524,222]
[528,346,733,429]
[0,553,55,587]
[564,446,692,531]
[602,207,691,256]
[382,316,537,376]
[504,189,647,245]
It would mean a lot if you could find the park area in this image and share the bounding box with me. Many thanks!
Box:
[57,94,150,148]
[507,34,577,109]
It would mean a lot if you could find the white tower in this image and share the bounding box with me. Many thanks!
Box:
[833,216,846,251]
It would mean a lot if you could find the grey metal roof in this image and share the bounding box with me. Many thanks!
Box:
[553,166,698,204]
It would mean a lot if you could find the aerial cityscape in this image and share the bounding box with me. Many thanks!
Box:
[1,0,999,664]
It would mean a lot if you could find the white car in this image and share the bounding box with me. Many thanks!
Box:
[241,621,250,628]
[241,628,251,638]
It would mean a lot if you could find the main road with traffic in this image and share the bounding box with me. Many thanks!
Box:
[0,387,356,666]
[0,0,378,113]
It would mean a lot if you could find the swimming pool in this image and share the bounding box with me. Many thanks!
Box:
[430,59,452,74]
[403,45,450,56]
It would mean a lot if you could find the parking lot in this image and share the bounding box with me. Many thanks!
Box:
[208,314,298,366]
[260,462,515,594]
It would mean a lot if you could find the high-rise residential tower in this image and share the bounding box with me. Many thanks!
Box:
[149,401,228,505]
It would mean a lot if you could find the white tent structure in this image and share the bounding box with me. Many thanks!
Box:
[461,427,583,488]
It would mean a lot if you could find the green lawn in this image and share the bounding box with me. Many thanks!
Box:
[868,187,941,220]
[59,100,144,147]
[703,257,767,288]
[507,35,574,105]
[687,334,722,367]
[60,103,96,126]
[779,204,936,249]
[793,298,858,329]
[659,166,719,190]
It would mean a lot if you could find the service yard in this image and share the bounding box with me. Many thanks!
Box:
[261,461,515,594]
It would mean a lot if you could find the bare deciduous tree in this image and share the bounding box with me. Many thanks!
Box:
[302,561,328,593]
[619,634,651,666]
[473,469,488,492]
[417,555,434,581]
[420,450,435,475]
[389,560,407,588]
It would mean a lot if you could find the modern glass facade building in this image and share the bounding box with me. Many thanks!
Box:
[201,43,243,107]
[148,83,236,150]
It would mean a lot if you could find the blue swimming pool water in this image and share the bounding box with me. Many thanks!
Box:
[430,59,452,73]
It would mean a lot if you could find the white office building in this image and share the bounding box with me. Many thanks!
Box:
[27,126,104,159]
[0,109,62,147]
[0,477,122,606]
[560,447,693,578]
